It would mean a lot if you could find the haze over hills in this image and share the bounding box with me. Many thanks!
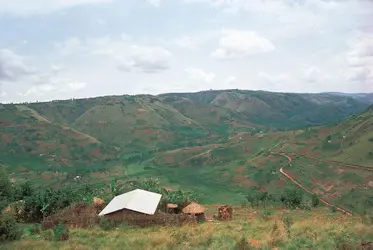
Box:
[1,89,373,212]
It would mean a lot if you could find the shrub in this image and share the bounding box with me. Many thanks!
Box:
[52,221,69,241]
[24,224,41,236]
[0,215,22,242]
[260,209,273,221]
[99,218,120,231]
[330,206,337,213]
[234,237,253,250]
[282,214,293,238]
[311,194,320,208]
[281,188,303,209]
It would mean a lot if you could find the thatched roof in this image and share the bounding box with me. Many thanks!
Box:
[182,202,206,214]
[167,204,178,209]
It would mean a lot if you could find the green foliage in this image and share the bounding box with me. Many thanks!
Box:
[312,194,320,208]
[234,237,253,250]
[0,215,22,242]
[281,214,293,238]
[52,221,69,241]
[330,206,337,213]
[99,218,121,231]
[281,188,303,209]
[259,209,273,221]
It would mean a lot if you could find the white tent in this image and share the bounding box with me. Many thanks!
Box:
[99,189,162,216]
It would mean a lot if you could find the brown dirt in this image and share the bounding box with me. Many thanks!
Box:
[164,155,176,164]
[135,129,158,135]
[234,166,258,187]
[91,172,107,178]
[2,134,13,144]
[42,172,54,179]
[89,148,101,157]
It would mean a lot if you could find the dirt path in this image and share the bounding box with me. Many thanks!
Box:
[278,153,353,216]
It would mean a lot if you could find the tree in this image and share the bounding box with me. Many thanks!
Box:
[311,194,320,208]
[281,188,303,209]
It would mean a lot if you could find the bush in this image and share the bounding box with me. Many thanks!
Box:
[260,209,273,221]
[234,237,253,250]
[282,214,293,238]
[281,188,303,209]
[52,221,69,241]
[99,218,120,231]
[0,215,22,242]
[330,206,337,213]
[311,194,320,208]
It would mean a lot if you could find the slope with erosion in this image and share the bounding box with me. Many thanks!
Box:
[1,92,373,208]
[160,90,371,129]
[0,105,119,187]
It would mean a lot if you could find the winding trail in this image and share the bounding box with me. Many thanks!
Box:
[278,153,353,216]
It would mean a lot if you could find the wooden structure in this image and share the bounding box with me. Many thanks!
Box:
[217,205,233,221]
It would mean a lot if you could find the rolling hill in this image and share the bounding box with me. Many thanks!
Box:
[0,90,372,213]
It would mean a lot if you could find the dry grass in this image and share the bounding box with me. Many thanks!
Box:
[3,207,373,250]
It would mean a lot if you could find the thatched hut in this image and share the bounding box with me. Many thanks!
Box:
[182,202,206,222]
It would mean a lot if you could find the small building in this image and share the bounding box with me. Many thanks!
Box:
[99,189,162,217]
[182,202,206,222]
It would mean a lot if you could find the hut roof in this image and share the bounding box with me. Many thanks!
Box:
[182,202,206,214]
[99,189,162,216]
[167,203,178,209]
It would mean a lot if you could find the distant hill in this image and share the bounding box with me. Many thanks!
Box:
[160,90,372,129]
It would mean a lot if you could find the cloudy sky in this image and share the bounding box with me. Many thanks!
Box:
[0,0,372,103]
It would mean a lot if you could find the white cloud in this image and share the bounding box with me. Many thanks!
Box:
[0,0,114,16]
[18,79,86,97]
[0,49,36,82]
[55,37,83,56]
[345,32,373,91]
[302,66,330,84]
[211,29,275,60]
[225,75,237,84]
[146,0,161,7]
[185,68,216,83]
[116,45,172,73]
[172,36,201,50]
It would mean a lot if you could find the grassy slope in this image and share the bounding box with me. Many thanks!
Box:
[161,90,371,129]
[0,105,119,187]
[5,207,373,250]
[1,93,372,209]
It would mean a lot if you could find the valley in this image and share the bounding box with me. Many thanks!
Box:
[1,90,373,214]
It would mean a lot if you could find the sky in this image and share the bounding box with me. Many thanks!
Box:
[0,0,372,103]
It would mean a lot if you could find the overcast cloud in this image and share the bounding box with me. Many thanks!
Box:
[0,0,372,103]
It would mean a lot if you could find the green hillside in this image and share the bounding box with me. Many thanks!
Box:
[1,91,372,214]
[161,90,371,129]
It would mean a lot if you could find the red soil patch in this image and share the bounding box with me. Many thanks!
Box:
[90,172,107,178]
[89,148,101,157]
[322,191,340,201]
[275,178,287,188]
[234,166,258,187]
[42,172,53,179]
[135,129,158,135]
[164,155,175,164]
[2,134,13,144]
[335,168,345,174]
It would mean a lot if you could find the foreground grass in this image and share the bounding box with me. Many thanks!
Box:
[2,208,373,250]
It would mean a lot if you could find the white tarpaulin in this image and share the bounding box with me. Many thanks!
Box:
[99,189,162,216]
